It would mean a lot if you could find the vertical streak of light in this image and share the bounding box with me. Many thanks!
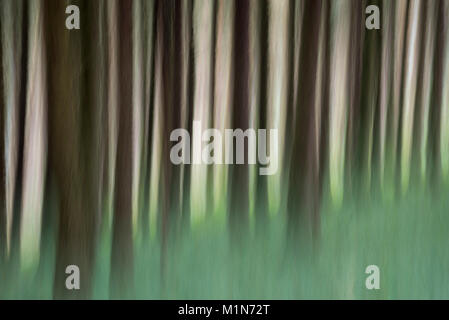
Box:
[267,0,289,214]
[20,0,47,271]
[149,1,164,234]
[379,0,393,190]
[191,0,214,222]
[314,0,327,178]
[106,0,119,229]
[213,0,233,217]
[329,0,351,207]
[132,0,144,235]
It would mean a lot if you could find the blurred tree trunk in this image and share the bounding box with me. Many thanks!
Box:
[287,0,324,244]
[157,0,172,284]
[213,0,233,218]
[281,0,299,209]
[205,3,217,220]
[159,0,178,282]
[140,0,155,245]
[400,0,422,194]
[110,0,134,298]
[266,0,289,214]
[45,0,96,299]
[180,0,193,233]
[379,0,394,192]
[253,0,269,237]
[439,1,449,183]
[0,7,5,268]
[328,0,351,207]
[82,0,107,262]
[10,0,27,272]
[19,0,47,272]
[132,0,144,237]
[1,0,20,262]
[346,0,364,195]
[428,2,445,189]
[191,0,214,221]
[103,0,119,235]
[386,0,407,196]
[228,0,250,241]
[416,0,437,184]
[158,0,191,287]
[359,0,381,194]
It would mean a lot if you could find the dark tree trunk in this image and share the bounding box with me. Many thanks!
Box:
[255,0,269,237]
[110,0,134,299]
[358,0,381,194]
[158,0,188,286]
[287,0,323,245]
[10,0,28,270]
[0,11,6,269]
[228,0,250,241]
[346,0,364,195]
[181,0,194,234]
[45,0,95,299]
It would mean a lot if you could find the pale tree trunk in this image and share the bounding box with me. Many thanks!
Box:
[104,0,119,233]
[329,0,351,207]
[400,0,422,194]
[213,0,233,217]
[132,0,144,238]
[19,0,47,273]
[190,0,214,222]
[266,0,289,214]
[379,0,394,192]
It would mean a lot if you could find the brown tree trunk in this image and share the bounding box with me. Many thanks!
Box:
[45,0,95,299]
[180,0,193,233]
[359,0,381,194]
[254,0,269,237]
[345,0,364,195]
[228,0,250,241]
[0,9,5,269]
[10,0,28,271]
[110,0,134,299]
[287,0,324,245]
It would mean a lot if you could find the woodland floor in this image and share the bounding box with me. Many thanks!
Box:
[3,184,449,299]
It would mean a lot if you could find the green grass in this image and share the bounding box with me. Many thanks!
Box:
[2,185,449,299]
